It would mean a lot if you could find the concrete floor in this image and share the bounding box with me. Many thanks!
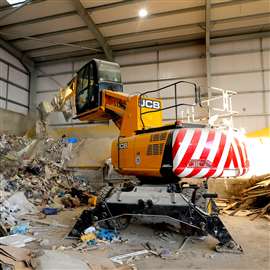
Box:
[32,208,270,270]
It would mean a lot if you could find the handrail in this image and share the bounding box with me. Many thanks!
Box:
[139,80,201,129]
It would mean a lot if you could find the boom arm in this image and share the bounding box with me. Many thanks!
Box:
[74,89,163,137]
[36,58,200,138]
[37,84,162,138]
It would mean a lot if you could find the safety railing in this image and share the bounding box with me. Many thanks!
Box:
[139,81,201,129]
[177,86,238,128]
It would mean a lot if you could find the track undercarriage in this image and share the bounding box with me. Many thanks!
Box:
[69,183,242,254]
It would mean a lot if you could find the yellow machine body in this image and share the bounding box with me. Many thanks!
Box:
[74,87,167,178]
[111,130,170,177]
[76,90,163,137]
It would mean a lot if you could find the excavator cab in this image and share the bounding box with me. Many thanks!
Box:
[75,59,123,115]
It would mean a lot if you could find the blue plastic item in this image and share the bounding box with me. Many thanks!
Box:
[66,137,78,144]
[96,228,118,241]
[58,191,65,197]
[42,207,58,215]
[10,224,29,235]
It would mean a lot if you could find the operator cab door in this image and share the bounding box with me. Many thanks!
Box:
[76,62,98,114]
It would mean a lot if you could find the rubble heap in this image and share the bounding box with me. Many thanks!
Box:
[0,134,31,173]
[0,134,73,206]
[0,133,97,234]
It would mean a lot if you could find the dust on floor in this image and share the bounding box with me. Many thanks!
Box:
[31,207,270,270]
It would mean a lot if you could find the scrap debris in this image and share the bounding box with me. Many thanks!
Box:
[0,245,34,270]
[0,234,36,248]
[0,133,98,236]
[110,250,149,265]
[217,174,270,220]
[0,134,72,204]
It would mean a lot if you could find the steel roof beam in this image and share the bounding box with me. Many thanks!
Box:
[33,37,205,64]
[24,25,270,60]
[0,0,44,12]
[0,0,259,41]
[19,12,270,55]
[97,0,261,28]
[21,23,199,53]
[0,36,34,71]
[0,0,135,30]
[33,29,270,65]
[11,10,270,45]
[0,0,34,22]
[71,0,113,61]
[211,30,270,43]
[34,49,103,64]
[25,39,99,55]
[14,26,88,41]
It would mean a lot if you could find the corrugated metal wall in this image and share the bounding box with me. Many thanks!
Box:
[36,37,270,132]
[0,47,30,115]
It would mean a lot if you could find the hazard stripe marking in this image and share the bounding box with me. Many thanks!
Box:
[172,129,249,178]
[179,129,209,177]
[186,130,215,177]
[172,129,187,160]
[204,132,227,178]
[193,130,222,178]
[173,129,195,172]
[175,129,202,176]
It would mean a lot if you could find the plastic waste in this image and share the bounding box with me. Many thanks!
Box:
[66,137,78,144]
[87,239,96,246]
[96,228,118,241]
[42,207,58,215]
[84,226,96,234]
[81,233,96,242]
[58,191,65,197]
[10,224,29,235]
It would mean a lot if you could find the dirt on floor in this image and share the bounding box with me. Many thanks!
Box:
[28,207,270,270]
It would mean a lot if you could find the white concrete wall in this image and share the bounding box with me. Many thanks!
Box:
[36,37,270,133]
[0,47,30,115]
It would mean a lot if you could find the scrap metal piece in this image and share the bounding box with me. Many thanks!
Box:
[178,236,191,252]
[110,250,149,265]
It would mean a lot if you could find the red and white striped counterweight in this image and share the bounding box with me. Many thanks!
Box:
[172,128,249,178]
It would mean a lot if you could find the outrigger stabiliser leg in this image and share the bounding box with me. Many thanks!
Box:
[69,185,243,254]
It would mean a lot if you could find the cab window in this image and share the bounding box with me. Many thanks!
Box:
[76,63,97,114]
[76,64,90,112]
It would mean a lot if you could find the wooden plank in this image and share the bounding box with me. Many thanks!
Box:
[222,201,239,211]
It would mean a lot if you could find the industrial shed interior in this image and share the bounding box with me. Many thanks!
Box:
[0,0,269,270]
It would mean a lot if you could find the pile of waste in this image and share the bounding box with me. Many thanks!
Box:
[217,173,270,220]
[0,133,96,234]
[0,134,73,204]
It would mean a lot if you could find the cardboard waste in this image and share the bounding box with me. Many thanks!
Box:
[0,245,33,270]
